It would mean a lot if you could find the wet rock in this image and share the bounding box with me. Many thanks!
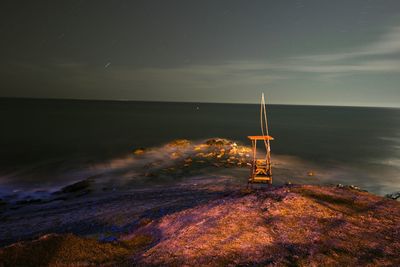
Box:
[166,139,191,147]
[133,148,146,155]
[348,185,364,191]
[205,138,232,146]
[203,152,214,158]
[336,184,366,192]
[194,144,208,151]
[386,191,400,200]
[195,152,205,158]
[134,138,254,176]
[170,152,182,159]
[216,151,225,158]
[54,179,92,195]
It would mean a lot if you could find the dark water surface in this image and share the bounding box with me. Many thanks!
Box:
[0,98,399,196]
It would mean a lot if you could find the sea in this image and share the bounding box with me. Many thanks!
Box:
[0,98,399,198]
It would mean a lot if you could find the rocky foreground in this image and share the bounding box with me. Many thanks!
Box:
[1,184,399,266]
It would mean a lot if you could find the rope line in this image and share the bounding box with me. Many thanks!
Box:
[260,93,270,160]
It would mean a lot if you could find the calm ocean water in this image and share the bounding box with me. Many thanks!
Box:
[0,98,399,196]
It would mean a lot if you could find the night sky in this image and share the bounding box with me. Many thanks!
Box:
[1,0,400,107]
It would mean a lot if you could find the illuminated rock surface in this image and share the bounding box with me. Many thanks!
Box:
[1,185,399,266]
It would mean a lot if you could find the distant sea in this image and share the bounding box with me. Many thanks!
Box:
[0,98,399,197]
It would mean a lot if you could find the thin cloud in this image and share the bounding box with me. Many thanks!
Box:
[4,23,400,97]
[293,26,400,62]
[282,60,400,74]
[273,25,400,76]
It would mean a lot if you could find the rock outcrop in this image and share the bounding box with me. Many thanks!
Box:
[2,185,400,266]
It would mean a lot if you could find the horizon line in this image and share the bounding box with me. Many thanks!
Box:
[0,96,399,109]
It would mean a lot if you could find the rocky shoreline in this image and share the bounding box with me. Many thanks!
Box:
[1,139,399,266]
[1,184,399,266]
[2,138,398,208]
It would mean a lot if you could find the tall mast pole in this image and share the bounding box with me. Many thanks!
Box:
[260,93,272,176]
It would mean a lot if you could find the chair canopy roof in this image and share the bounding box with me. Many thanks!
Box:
[247,135,274,141]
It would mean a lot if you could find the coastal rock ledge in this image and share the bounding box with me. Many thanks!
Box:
[1,185,400,266]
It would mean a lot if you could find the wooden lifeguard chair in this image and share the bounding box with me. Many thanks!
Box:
[248,93,274,185]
